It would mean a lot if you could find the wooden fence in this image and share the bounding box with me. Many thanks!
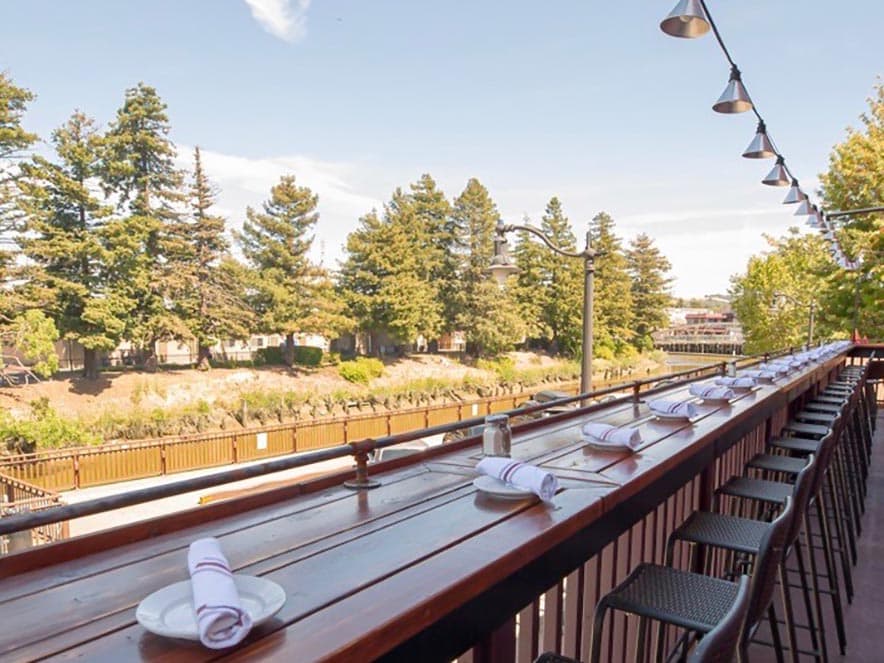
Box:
[0,363,732,493]
[0,473,67,553]
[0,391,545,491]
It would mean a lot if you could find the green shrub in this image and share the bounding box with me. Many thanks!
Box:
[254,346,284,365]
[293,346,323,366]
[0,399,100,453]
[338,357,385,384]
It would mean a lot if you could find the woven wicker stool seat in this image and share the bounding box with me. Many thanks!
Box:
[782,421,830,439]
[717,477,791,504]
[747,453,807,475]
[805,402,841,414]
[796,410,838,425]
[672,511,768,554]
[600,563,739,633]
[769,436,821,454]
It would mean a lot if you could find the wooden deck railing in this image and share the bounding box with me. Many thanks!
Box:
[0,359,739,492]
[0,473,67,554]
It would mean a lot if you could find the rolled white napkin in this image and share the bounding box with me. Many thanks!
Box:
[648,398,699,419]
[476,457,558,501]
[715,376,757,389]
[188,537,253,649]
[689,384,736,401]
[581,422,642,450]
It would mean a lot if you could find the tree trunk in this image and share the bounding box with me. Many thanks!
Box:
[197,345,212,371]
[284,333,295,366]
[83,348,99,380]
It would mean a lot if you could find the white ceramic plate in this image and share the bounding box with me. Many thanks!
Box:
[653,411,693,421]
[473,475,536,500]
[136,575,286,641]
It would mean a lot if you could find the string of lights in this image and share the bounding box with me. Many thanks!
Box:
[659,0,858,270]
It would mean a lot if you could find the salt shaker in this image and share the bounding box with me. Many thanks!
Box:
[482,414,512,457]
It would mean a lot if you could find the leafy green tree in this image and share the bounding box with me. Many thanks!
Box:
[626,233,673,350]
[177,147,253,369]
[590,211,633,355]
[17,112,128,379]
[819,82,884,338]
[0,310,59,379]
[730,230,836,353]
[101,83,189,361]
[450,178,523,356]
[238,175,347,363]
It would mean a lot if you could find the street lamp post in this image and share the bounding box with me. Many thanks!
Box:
[488,220,597,396]
[772,292,816,347]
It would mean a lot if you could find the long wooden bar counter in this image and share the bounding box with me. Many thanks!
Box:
[0,352,847,662]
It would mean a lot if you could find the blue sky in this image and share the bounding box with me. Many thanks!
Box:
[2,1,882,296]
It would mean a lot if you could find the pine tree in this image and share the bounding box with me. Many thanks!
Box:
[451,178,523,356]
[238,175,346,362]
[626,233,672,350]
[410,174,457,330]
[511,215,548,342]
[0,73,38,321]
[177,147,253,369]
[339,188,443,349]
[590,212,633,356]
[17,112,129,379]
[101,83,189,363]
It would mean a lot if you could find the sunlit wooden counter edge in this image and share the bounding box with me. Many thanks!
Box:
[0,352,849,662]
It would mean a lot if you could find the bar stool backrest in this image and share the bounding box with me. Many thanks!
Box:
[785,454,816,549]
[688,574,751,663]
[810,428,838,498]
[744,496,794,647]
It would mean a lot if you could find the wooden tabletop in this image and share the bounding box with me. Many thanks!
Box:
[0,356,843,662]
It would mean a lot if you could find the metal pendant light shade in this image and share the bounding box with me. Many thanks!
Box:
[794,198,813,215]
[762,156,789,186]
[783,180,805,204]
[742,121,776,158]
[660,0,711,38]
[713,66,753,114]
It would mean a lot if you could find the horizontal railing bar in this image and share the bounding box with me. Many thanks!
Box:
[0,347,804,538]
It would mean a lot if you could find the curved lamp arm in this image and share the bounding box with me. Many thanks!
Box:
[498,222,597,260]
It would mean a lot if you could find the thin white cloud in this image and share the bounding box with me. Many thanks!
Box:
[175,145,382,267]
[243,0,311,43]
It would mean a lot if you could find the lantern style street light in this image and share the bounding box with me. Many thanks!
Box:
[489,220,597,397]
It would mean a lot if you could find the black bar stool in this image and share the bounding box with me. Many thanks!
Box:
[588,498,795,663]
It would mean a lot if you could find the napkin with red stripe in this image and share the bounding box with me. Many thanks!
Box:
[476,457,558,501]
[581,422,642,450]
[647,398,699,419]
[188,537,253,649]
[688,384,736,401]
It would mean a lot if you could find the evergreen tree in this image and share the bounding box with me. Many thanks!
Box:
[590,211,633,356]
[238,175,346,362]
[410,174,457,330]
[339,187,443,349]
[511,215,548,342]
[451,178,523,356]
[18,112,129,379]
[626,233,672,350]
[0,73,38,320]
[101,83,189,362]
[819,82,884,337]
[177,147,253,369]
